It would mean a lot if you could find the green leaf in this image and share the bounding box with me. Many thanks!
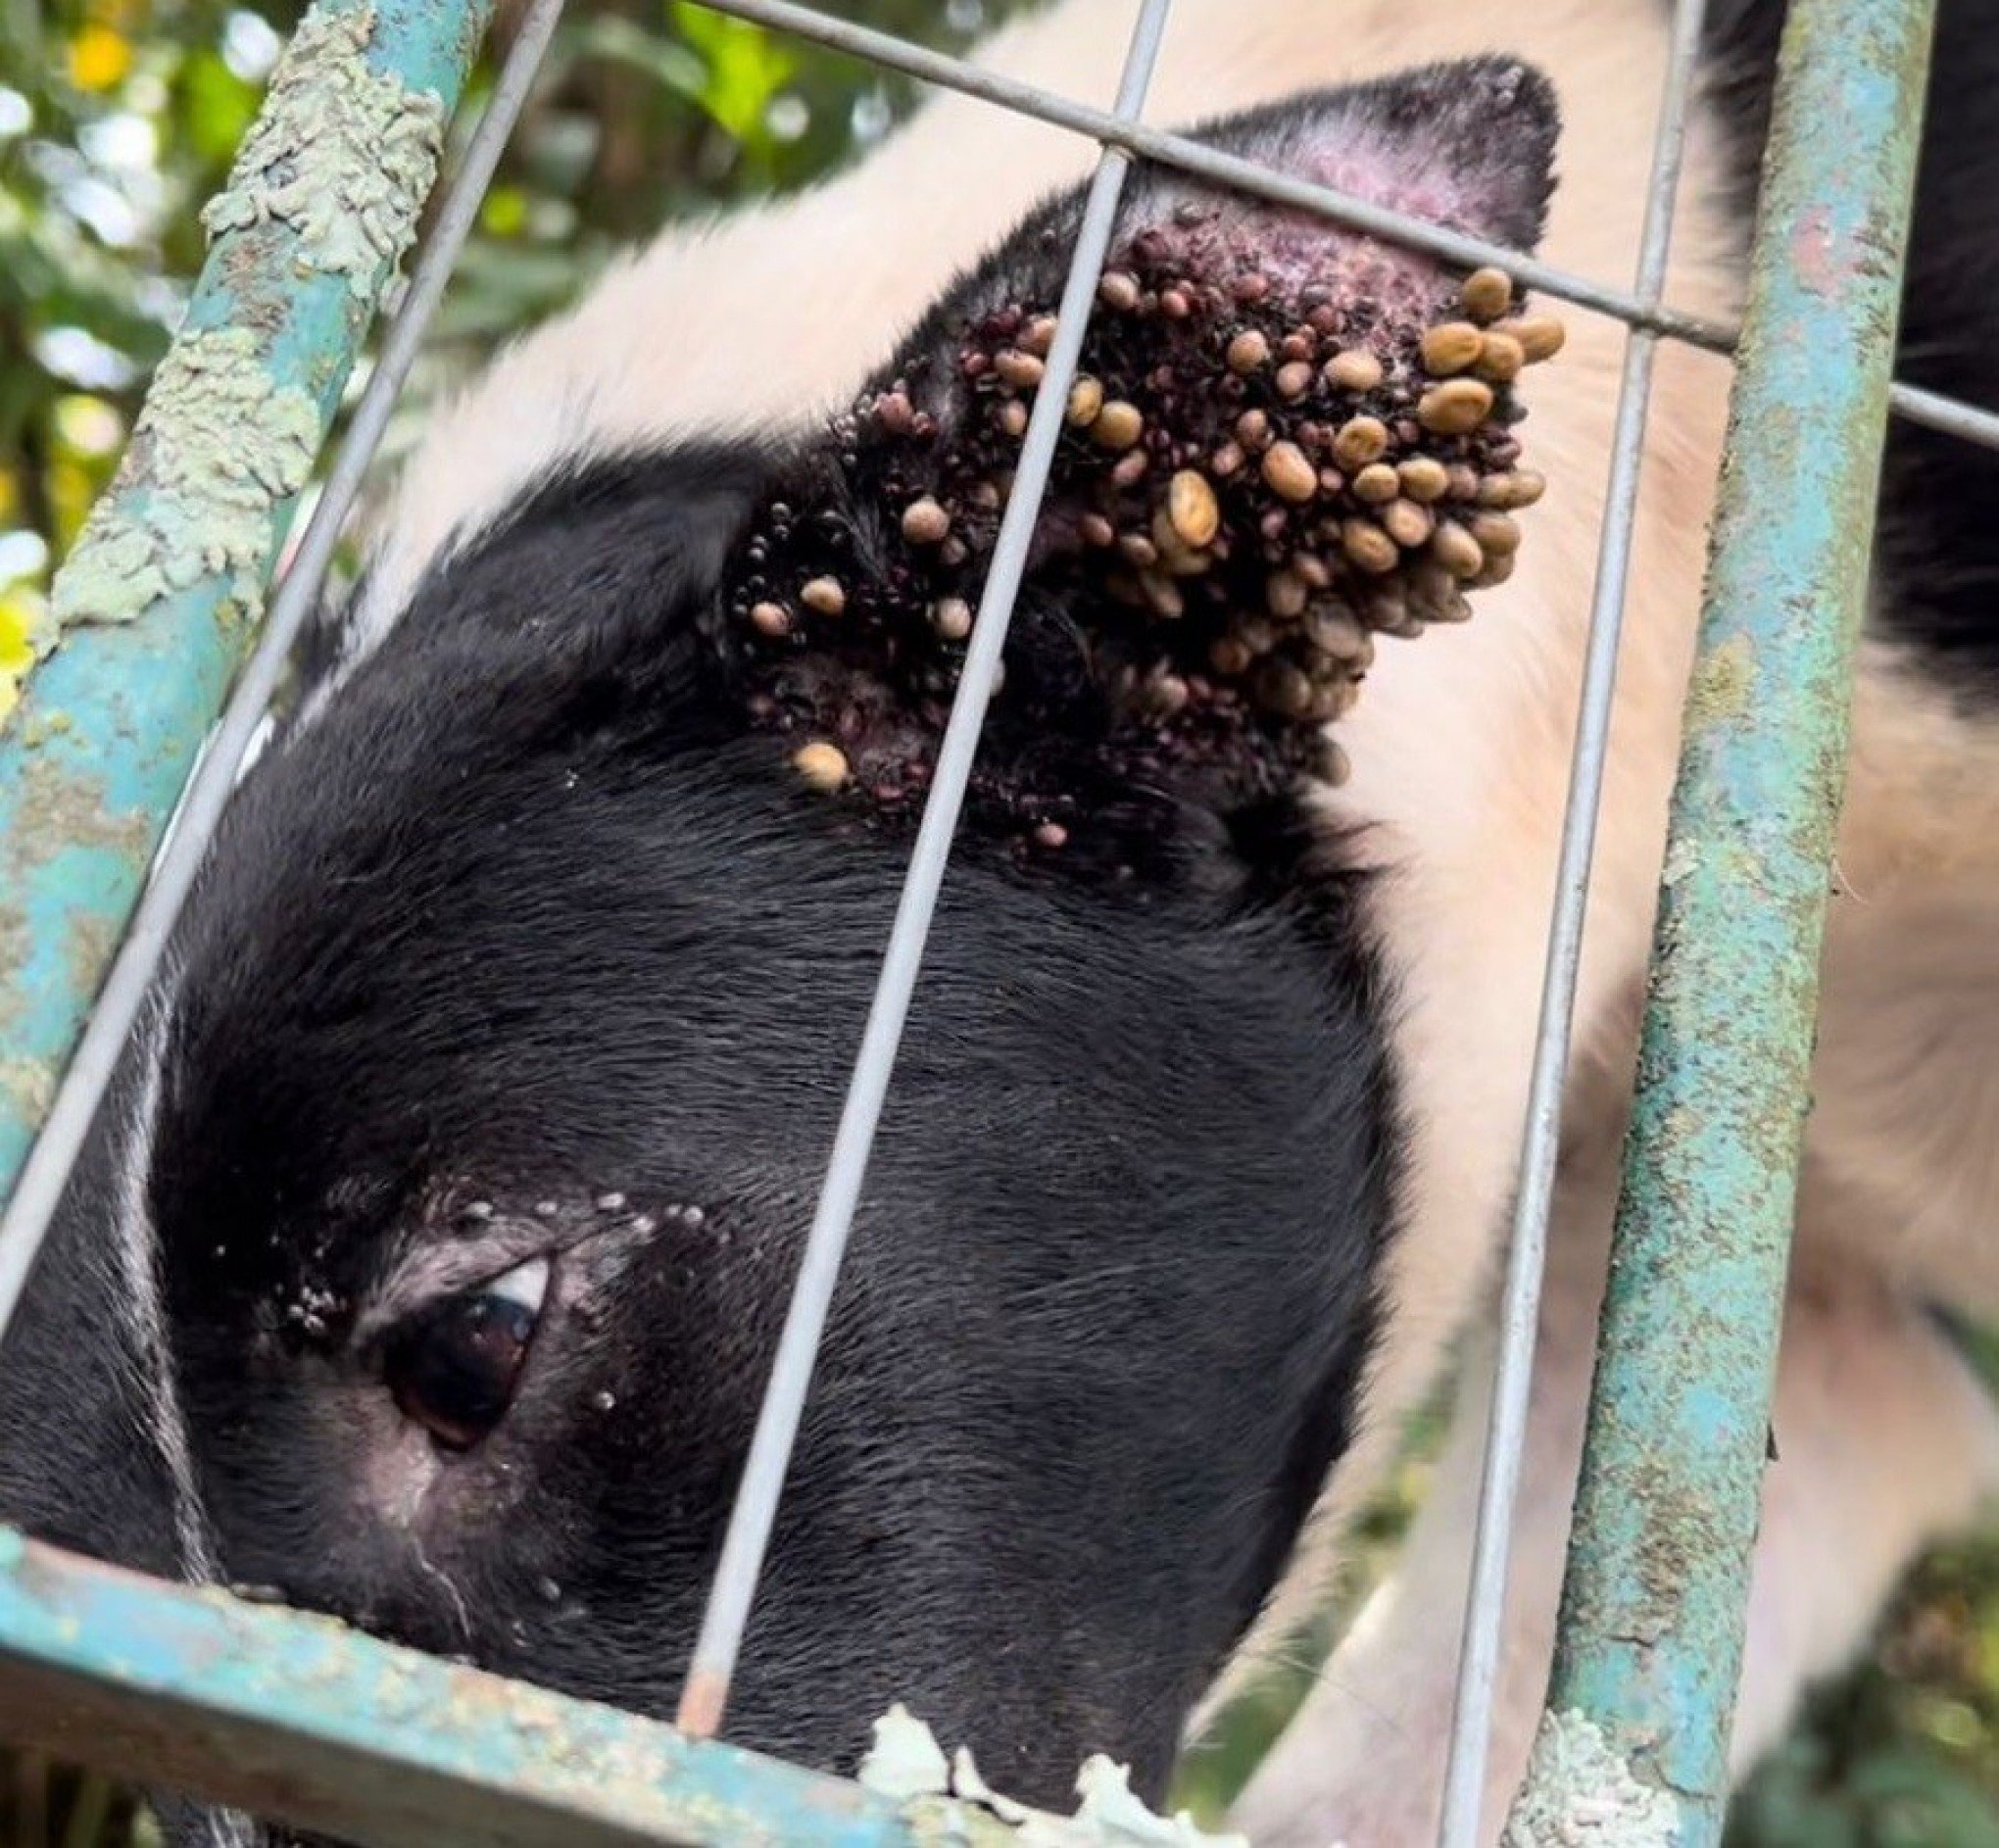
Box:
[175,48,257,167]
[667,0,794,144]
[566,15,705,101]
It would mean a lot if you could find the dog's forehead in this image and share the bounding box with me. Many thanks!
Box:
[152,721,1363,1269]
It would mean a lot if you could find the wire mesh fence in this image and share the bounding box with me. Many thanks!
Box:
[0,0,1976,1840]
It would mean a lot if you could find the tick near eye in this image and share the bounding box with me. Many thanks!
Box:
[383,1256,550,1451]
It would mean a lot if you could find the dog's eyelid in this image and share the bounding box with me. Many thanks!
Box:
[485,1255,551,1318]
[356,1231,561,1347]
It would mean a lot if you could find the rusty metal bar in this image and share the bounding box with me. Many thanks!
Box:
[1509,0,1937,1839]
[0,1527,904,1848]
[1436,0,1712,1838]
[0,1525,1194,1847]
[0,0,502,1323]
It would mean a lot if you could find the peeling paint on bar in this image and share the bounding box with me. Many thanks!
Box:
[858,1707,1243,1848]
[1510,0,1937,1841]
[1504,1711,1675,1847]
[0,1530,1237,1848]
[0,1526,902,1847]
[0,0,493,1193]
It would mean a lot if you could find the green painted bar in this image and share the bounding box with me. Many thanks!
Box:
[1509,0,1936,1840]
[0,0,494,1192]
[0,1526,937,1847]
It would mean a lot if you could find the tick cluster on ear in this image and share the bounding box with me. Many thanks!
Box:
[720,228,1562,827]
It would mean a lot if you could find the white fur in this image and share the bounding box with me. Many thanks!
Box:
[205,1810,256,1848]
[324,0,1999,1836]
[115,999,221,1587]
[117,1010,254,1848]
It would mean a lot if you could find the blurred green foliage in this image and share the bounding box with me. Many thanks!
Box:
[1725,1542,1999,1848]
[0,0,1006,685]
[3,0,1999,1839]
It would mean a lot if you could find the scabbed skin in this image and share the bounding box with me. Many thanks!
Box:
[10,3,1999,1846]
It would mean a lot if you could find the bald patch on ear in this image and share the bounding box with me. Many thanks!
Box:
[1144,58,1559,286]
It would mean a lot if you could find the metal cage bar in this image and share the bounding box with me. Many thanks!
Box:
[674,0,1175,1738]
[1511,0,1936,1840]
[0,0,1985,1841]
[1436,0,1712,1838]
[688,0,1999,455]
[0,0,565,1343]
[0,1530,910,1848]
[0,0,497,1211]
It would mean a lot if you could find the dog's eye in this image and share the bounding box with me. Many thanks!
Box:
[384,1257,549,1450]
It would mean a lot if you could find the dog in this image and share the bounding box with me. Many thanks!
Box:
[7,2,1999,1841]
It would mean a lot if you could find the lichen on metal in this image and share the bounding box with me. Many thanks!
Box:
[201,5,447,295]
[0,1525,905,1847]
[0,1529,1246,1848]
[48,330,320,634]
[0,0,495,1195]
[859,1708,1245,1848]
[0,1062,52,1124]
[1053,1761,1243,1848]
[859,1707,957,1803]
[1509,0,1938,1841]
[1503,1711,1675,1847]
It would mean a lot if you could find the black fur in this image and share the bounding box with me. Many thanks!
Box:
[0,66,1595,1842]
[1701,0,1999,697]
[5,451,1400,1836]
[172,444,1398,1797]
[0,1039,186,1582]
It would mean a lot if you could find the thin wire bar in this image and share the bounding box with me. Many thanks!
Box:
[695,0,1733,355]
[672,0,1174,1742]
[1435,3,1711,1841]
[1889,377,1999,444]
[1514,0,1934,1837]
[0,0,568,1353]
[693,0,1999,458]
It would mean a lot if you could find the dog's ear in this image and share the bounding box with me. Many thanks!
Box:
[704,61,1565,848]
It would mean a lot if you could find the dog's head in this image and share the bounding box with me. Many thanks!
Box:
[0,61,1559,1834]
